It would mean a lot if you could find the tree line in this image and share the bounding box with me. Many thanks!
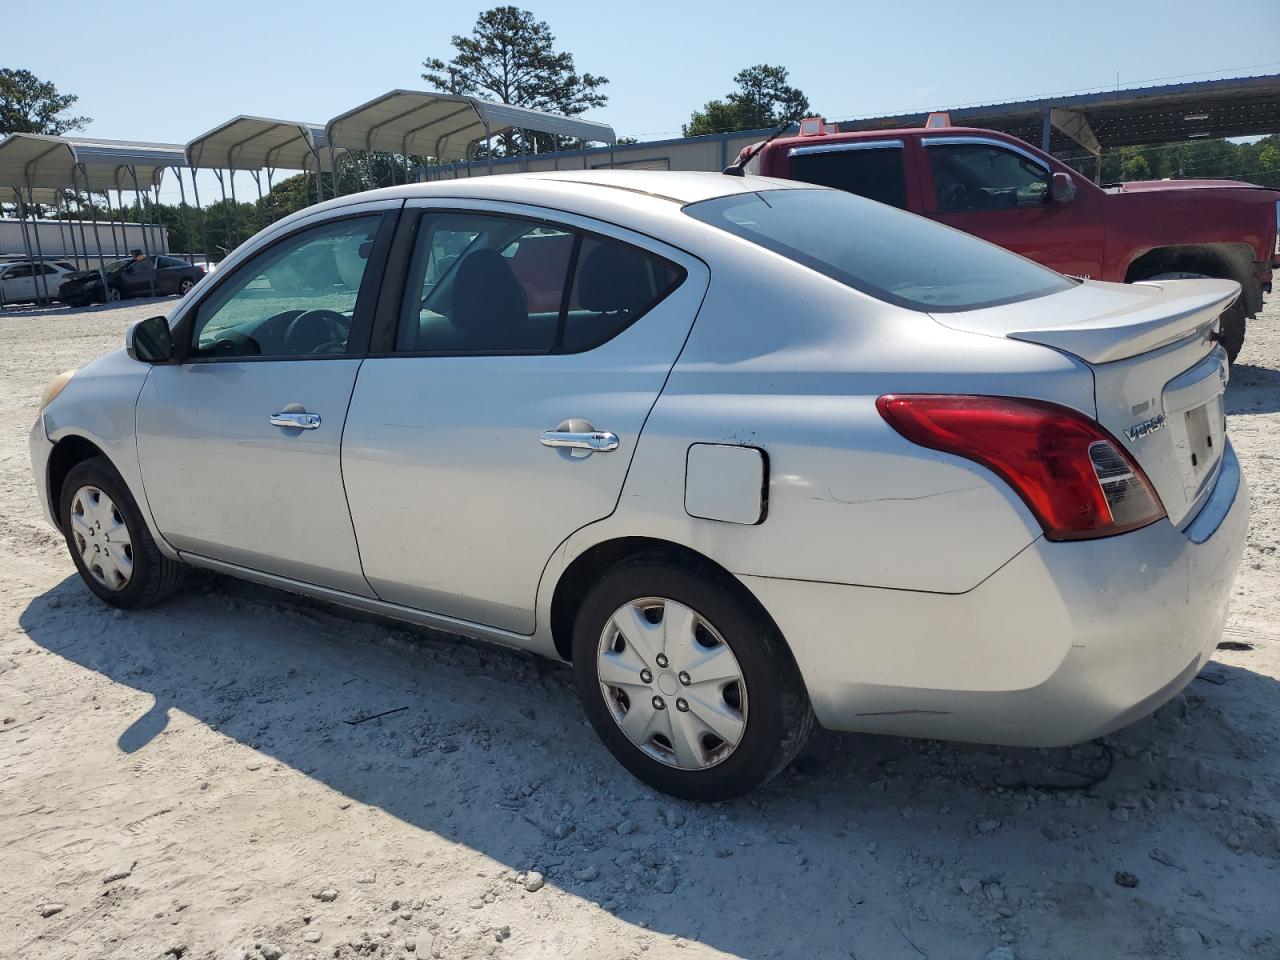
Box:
[3,5,1278,257]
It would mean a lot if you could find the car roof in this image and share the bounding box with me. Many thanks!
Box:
[758,125,1022,153]
[318,169,810,213]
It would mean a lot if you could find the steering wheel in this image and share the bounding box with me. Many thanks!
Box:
[284,309,349,354]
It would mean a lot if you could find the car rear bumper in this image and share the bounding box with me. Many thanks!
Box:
[742,442,1250,746]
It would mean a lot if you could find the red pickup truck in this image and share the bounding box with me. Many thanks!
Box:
[741,126,1280,361]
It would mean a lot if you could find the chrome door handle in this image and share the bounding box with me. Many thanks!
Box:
[539,430,619,452]
[270,411,321,430]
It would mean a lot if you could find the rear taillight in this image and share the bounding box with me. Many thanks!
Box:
[876,394,1165,541]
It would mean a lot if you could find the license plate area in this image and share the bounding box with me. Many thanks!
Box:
[1172,396,1224,501]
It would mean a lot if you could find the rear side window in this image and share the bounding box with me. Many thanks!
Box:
[787,145,908,209]
[684,189,1073,312]
[396,212,685,354]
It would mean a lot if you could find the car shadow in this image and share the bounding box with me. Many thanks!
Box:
[17,572,1280,959]
[1226,362,1280,415]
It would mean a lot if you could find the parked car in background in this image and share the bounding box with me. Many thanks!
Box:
[58,255,205,307]
[741,125,1280,362]
[30,172,1248,800]
[0,260,77,304]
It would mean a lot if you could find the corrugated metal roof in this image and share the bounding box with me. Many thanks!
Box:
[186,116,328,171]
[326,89,615,162]
[0,133,184,192]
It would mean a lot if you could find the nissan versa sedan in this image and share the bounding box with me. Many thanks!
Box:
[30,171,1249,801]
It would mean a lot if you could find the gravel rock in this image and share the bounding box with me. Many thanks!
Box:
[574,865,599,882]
[37,902,65,918]
[260,945,282,960]
[523,871,545,892]
[655,866,677,894]
[1174,927,1203,946]
[978,819,1000,835]
[1195,792,1222,810]
[302,930,322,943]
[1114,871,1139,888]
[103,861,135,884]
[986,947,1016,960]
[313,888,338,902]
[959,877,981,895]
[616,819,638,836]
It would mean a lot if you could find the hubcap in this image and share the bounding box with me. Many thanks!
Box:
[69,485,133,591]
[597,597,748,770]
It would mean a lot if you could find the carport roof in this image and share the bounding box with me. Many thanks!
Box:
[325,89,616,162]
[0,133,185,192]
[837,73,1280,155]
[186,116,329,172]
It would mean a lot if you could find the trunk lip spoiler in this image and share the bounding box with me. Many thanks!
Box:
[1004,280,1240,364]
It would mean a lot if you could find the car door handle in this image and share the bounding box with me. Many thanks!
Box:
[539,430,619,452]
[269,411,321,430]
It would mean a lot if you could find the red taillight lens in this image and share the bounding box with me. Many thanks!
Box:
[876,394,1165,541]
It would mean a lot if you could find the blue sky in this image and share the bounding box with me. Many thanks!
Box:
[12,0,1277,202]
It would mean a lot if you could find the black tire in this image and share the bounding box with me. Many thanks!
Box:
[59,456,184,609]
[1134,269,1247,363]
[572,556,814,801]
[1217,299,1246,364]
[177,278,195,295]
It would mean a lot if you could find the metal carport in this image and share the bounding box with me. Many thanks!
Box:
[185,116,331,252]
[0,133,185,301]
[325,89,616,187]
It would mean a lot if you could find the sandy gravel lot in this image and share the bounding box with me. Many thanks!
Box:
[1,294,1278,960]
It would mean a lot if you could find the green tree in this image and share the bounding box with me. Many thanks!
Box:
[422,5,608,155]
[0,68,90,136]
[684,64,811,136]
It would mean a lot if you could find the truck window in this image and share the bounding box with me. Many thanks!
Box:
[926,142,1048,213]
[786,144,908,209]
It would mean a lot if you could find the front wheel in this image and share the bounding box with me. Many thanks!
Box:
[106,287,122,303]
[572,557,814,801]
[60,456,184,608]
[177,278,195,295]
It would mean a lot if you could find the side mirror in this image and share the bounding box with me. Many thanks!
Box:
[1050,171,1077,204]
[127,316,173,363]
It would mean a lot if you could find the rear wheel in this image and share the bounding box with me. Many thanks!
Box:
[178,278,195,295]
[60,456,183,608]
[572,557,814,801]
[1138,270,1246,363]
[106,287,122,303]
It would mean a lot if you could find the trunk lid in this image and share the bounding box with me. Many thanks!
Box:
[931,278,1240,527]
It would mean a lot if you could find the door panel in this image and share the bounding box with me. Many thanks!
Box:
[343,207,709,633]
[136,360,371,594]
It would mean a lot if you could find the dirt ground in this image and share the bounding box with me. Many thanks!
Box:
[1,293,1278,960]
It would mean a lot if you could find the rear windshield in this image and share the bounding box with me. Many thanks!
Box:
[683,188,1074,312]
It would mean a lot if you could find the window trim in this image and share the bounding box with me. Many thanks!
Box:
[170,207,399,364]
[787,138,904,158]
[369,206,688,360]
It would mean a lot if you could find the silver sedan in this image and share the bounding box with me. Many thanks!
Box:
[30,171,1249,800]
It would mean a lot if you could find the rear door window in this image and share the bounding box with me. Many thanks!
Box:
[787,143,908,209]
[396,212,685,354]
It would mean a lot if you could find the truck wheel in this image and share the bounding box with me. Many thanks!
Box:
[1137,271,1246,363]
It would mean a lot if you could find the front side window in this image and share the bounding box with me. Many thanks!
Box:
[191,214,381,359]
[396,212,683,354]
[787,145,908,209]
[684,188,1073,312]
[927,142,1049,212]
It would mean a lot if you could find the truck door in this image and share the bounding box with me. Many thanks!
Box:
[919,135,1104,280]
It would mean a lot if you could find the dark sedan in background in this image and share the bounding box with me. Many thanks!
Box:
[59,255,204,307]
